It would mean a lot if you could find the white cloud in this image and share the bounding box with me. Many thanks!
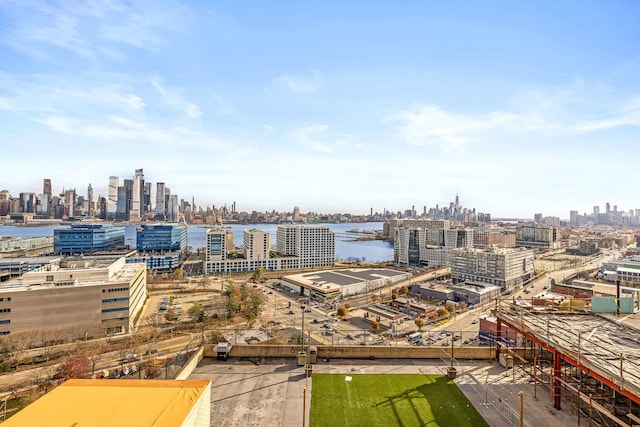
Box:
[271,71,320,94]
[387,105,517,150]
[151,78,202,118]
[388,84,640,149]
[0,0,188,61]
[290,123,354,154]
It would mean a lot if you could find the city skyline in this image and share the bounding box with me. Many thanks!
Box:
[1,2,640,218]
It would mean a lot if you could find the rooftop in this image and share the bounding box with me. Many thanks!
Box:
[286,268,408,289]
[2,379,211,427]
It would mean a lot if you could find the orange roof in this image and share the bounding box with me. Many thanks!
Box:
[4,379,211,427]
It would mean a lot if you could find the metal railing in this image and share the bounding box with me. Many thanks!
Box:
[459,370,534,427]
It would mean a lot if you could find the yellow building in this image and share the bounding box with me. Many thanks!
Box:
[3,379,211,427]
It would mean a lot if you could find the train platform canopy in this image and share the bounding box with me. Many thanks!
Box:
[3,379,211,427]
[498,308,640,402]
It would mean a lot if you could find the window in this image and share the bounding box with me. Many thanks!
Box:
[102,297,129,304]
[0,320,10,324]
[101,307,128,313]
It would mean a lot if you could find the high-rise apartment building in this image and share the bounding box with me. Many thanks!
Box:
[394,224,472,267]
[473,228,516,248]
[384,219,451,239]
[204,225,334,273]
[450,247,535,292]
[515,225,557,249]
[244,229,270,261]
[205,227,234,263]
[276,225,335,269]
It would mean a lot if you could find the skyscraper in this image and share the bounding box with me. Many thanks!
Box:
[155,182,166,221]
[108,176,119,220]
[130,169,143,221]
[123,179,133,221]
[143,182,152,215]
[570,210,579,226]
[168,194,178,222]
[87,183,93,216]
[116,186,127,221]
[43,179,52,197]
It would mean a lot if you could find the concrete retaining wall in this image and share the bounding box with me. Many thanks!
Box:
[176,346,205,380]
[203,345,495,360]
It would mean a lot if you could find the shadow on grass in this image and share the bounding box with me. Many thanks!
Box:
[311,374,489,427]
[372,375,487,427]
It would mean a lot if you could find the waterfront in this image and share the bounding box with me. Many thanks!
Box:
[0,222,393,262]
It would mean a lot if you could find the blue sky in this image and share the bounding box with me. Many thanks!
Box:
[1,1,639,219]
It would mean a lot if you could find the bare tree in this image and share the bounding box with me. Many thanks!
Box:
[37,327,66,362]
[56,354,92,382]
[4,331,37,370]
[83,341,108,377]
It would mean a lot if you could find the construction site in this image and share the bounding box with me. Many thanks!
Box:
[495,300,640,427]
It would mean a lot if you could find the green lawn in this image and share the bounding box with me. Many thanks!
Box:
[310,374,488,427]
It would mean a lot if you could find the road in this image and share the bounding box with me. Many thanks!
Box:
[0,332,199,398]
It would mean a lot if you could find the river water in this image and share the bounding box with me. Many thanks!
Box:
[0,222,393,262]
